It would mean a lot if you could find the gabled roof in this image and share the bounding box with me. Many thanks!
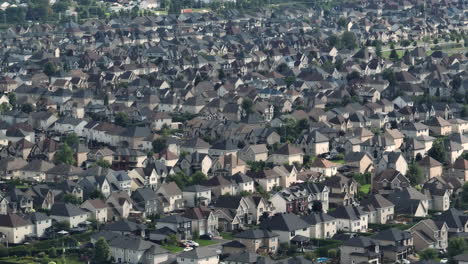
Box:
[50,203,87,217]
[234,228,279,239]
[260,213,309,231]
[372,228,412,242]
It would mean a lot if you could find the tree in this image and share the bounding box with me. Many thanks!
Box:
[0,103,10,113]
[448,237,468,258]
[341,31,358,50]
[90,189,105,200]
[43,62,57,76]
[312,200,323,213]
[64,133,79,147]
[428,140,447,164]
[375,42,382,58]
[152,138,167,153]
[337,17,347,29]
[7,93,16,107]
[419,248,438,260]
[241,98,253,115]
[93,237,110,263]
[191,171,207,185]
[461,105,468,118]
[21,103,33,114]
[115,112,130,127]
[63,194,81,205]
[96,159,111,168]
[53,144,75,165]
[407,162,424,185]
[49,247,57,258]
[389,45,399,61]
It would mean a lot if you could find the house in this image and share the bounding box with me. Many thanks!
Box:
[344,152,374,174]
[422,182,450,211]
[323,174,358,207]
[433,208,468,235]
[425,116,452,136]
[372,228,413,262]
[361,194,395,224]
[131,188,159,217]
[372,169,411,194]
[177,247,220,264]
[211,153,247,176]
[409,219,448,251]
[309,158,339,177]
[22,212,52,239]
[155,215,192,239]
[156,182,184,213]
[301,212,337,239]
[401,122,429,138]
[0,213,33,244]
[214,195,252,231]
[49,203,88,228]
[376,152,408,175]
[81,199,108,223]
[451,157,468,182]
[259,213,310,244]
[268,144,304,165]
[182,185,212,207]
[182,207,218,236]
[102,219,146,237]
[270,182,329,214]
[339,236,381,264]
[106,191,133,220]
[386,187,429,217]
[238,144,269,162]
[297,130,329,156]
[418,156,443,180]
[201,175,239,197]
[329,205,369,232]
[233,229,279,254]
[91,232,169,264]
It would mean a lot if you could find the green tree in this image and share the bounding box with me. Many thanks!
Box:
[21,103,33,113]
[0,103,10,113]
[7,93,16,107]
[93,237,110,263]
[63,194,81,205]
[419,248,438,260]
[152,138,167,153]
[448,237,468,258]
[375,42,382,58]
[428,140,447,164]
[241,98,254,115]
[53,144,75,165]
[341,31,357,50]
[48,247,57,258]
[64,133,79,146]
[90,189,105,200]
[389,45,399,61]
[461,105,468,118]
[407,162,424,185]
[191,171,207,185]
[115,112,130,127]
[43,62,57,76]
[96,159,111,168]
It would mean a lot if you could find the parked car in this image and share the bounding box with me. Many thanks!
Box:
[185,240,199,247]
[183,247,194,252]
[200,234,213,240]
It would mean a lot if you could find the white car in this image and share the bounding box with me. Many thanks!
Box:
[183,247,194,252]
[185,240,200,247]
[440,258,448,263]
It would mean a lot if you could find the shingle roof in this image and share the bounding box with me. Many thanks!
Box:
[260,213,309,231]
[234,229,279,239]
[50,203,87,217]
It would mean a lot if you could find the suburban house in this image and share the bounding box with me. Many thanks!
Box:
[268,144,304,165]
[81,199,108,223]
[329,205,369,232]
[233,228,280,254]
[372,228,413,262]
[409,219,448,252]
[49,203,88,228]
[309,158,339,177]
[301,212,337,239]
[0,213,33,244]
[177,247,220,264]
[259,213,310,244]
[340,236,381,264]
[155,215,192,239]
[361,194,395,224]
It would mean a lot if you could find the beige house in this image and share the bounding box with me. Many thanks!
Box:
[156,182,184,213]
[0,213,33,244]
[268,144,304,165]
[425,116,452,136]
[253,169,281,192]
[361,194,395,224]
[451,157,468,182]
[344,152,374,174]
[301,212,337,239]
[418,156,443,180]
[329,205,369,232]
[340,236,380,264]
[309,158,339,177]
[384,129,405,149]
[211,154,247,176]
[234,229,279,254]
[238,144,269,162]
[449,118,468,134]
[272,165,297,188]
[50,203,88,228]
[81,199,108,223]
[409,219,448,252]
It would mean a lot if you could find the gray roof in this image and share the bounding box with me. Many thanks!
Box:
[50,203,87,217]
[260,213,309,231]
[301,213,335,225]
[234,229,279,239]
[178,247,219,259]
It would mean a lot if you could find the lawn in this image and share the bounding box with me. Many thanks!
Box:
[162,244,184,253]
[359,184,371,194]
[220,232,234,240]
[195,239,217,247]
[0,256,83,264]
